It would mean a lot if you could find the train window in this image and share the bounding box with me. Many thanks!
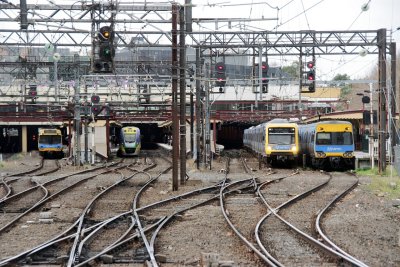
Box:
[316,132,353,145]
[39,135,62,144]
[333,132,353,145]
[268,127,295,145]
[316,133,330,145]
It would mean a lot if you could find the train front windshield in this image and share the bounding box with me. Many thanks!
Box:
[316,132,353,145]
[123,134,137,143]
[268,127,296,145]
[39,135,61,144]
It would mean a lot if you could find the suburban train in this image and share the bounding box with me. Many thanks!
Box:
[243,119,299,166]
[38,128,64,158]
[118,126,141,156]
[298,120,355,170]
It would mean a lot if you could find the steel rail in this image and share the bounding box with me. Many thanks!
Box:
[249,170,300,267]
[219,155,277,266]
[149,176,263,263]
[69,166,149,266]
[31,159,61,176]
[220,177,278,266]
[0,162,116,204]
[28,211,133,258]
[0,162,120,234]
[0,211,132,266]
[103,216,137,251]
[74,217,166,267]
[255,173,366,267]
[315,174,369,267]
[66,159,154,266]
[75,168,128,258]
[0,177,12,201]
[6,157,45,177]
[132,171,159,267]
[0,160,58,205]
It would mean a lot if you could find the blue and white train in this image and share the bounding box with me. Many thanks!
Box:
[298,120,355,170]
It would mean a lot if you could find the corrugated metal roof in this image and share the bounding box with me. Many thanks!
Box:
[301,87,341,99]
[303,111,362,123]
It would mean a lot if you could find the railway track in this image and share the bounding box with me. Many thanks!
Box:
[0,159,128,263]
[255,171,367,266]
[0,150,390,266]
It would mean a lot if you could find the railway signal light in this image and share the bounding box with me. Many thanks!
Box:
[308,83,315,93]
[306,60,316,92]
[215,62,226,91]
[261,62,269,93]
[91,105,102,116]
[307,70,315,81]
[28,85,37,102]
[93,25,115,73]
[91,95,100,104]
[188,67,195,82]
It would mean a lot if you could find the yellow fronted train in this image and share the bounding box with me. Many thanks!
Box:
[38,128,64,158]
[298,120,355,170]
[243,119,299,166]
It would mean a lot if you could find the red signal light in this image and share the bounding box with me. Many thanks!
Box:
[307,71,315,81]
[215,62,225,73]
[307,61,314,69]
[91,95,100,103]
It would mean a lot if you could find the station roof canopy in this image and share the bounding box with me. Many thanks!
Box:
[303,110,363,123]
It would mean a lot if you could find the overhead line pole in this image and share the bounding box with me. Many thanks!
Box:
[377,28,387,174]
[179,6,187,185]
[171,4,179,191]
[195,48,202,169]
[390,42,397,149]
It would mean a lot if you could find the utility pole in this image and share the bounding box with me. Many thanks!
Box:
[195,48,201,169]
[179,6,186,185]
[390,42,397,149]
[369,83,374,169]
[258,45,262,103]
[377,28,387,174]
[74,83,81,166]
[204,61,210,169]
[298,49,303,121]
[171,4,179,190]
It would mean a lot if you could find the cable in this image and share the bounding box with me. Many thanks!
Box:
[273,0,326,31]
[347,0,371,30]
[300,0,311,31]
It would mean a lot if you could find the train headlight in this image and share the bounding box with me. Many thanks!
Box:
[266,145,272,152]
[316,152,326,158]
[291,146,298,153]
[343,152,354,158]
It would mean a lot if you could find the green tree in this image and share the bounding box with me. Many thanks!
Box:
[281,61,299,79]
[331,73,352,110]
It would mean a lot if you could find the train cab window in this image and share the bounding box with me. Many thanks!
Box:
[268,127,295,145]
[316,132,353,145]
[316,133,330,145]
[39,135,62,144]
[334,132,353,145]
